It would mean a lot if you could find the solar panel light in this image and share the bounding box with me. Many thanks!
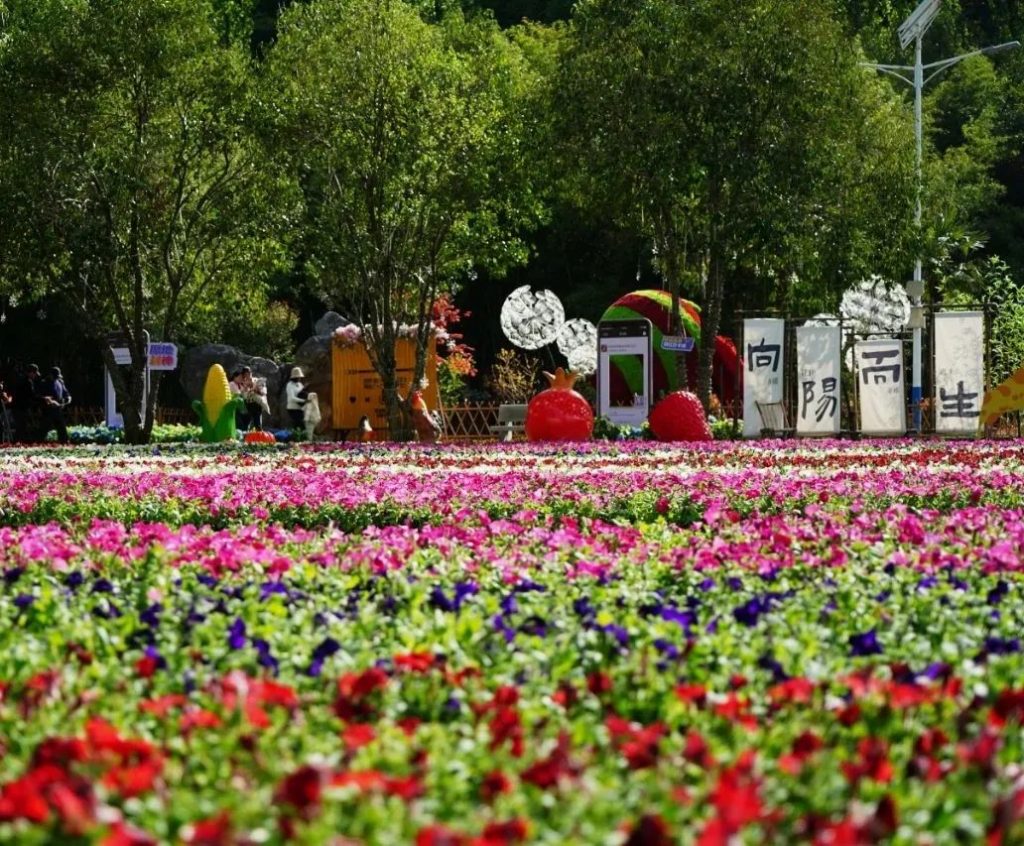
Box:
[898,0,940,50]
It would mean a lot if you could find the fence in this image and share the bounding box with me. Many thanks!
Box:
[67,407,196,427]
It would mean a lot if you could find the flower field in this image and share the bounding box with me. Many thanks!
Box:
[2,442,1024,845]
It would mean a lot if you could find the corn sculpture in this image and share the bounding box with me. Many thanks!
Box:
[191,364,246,443]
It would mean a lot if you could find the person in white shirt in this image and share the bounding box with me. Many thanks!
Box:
[286,367,307,428]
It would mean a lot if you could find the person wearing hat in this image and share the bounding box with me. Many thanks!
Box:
[37,366,71,445]
[12,363,42,443]
[286,366,307,429]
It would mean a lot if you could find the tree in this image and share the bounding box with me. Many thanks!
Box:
[263,0,546,437]
[555,0,917,409]
[0,0,290,443]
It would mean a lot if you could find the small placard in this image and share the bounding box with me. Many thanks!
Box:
[661,335,694,352]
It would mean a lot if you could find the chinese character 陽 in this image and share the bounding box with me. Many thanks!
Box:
[801,377,838,424]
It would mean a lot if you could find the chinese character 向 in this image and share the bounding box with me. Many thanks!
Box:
[747,338,781,373]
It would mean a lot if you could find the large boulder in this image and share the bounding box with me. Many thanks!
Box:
[180,345,287,428]
[314,311,350,337]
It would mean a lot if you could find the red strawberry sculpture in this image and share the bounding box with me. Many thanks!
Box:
[526,368,594,442]
[649,391,712,442]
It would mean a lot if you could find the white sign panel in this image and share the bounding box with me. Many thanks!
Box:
[856,339,905,435]
[933,311,984,435]
[796,325,841,436]
[148,342,178,371]
[597,320,653,427]
[742,318,785,437]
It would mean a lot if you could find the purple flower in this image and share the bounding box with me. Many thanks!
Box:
[429,586,454,613]
[492,614,516,643]
[253,638,278,674]
[140,603,162,628]
[518,615,548,637]
[733,596,771,627]
[228,618,247,650]
[981,636,1021,656]
[91,579,114,594]
[987,580,1009,606]
[849,629,883,657]
[144,645,167,670]
[13,593,35,609]
[65,572,84,590]
[600,623,629,647]
[653,638,680,660]
[308,637,340,676]
[917,576,938,592]
[453,581,479,610]
[660,607,695,633]
[3,567,25,586]
[698,578,716,592]
[500,594,518,616]
[260,582,289,601]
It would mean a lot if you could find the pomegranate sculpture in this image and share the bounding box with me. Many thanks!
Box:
[525,368,594,442]
[649,391,712,442]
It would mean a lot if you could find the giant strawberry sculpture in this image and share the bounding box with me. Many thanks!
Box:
[649,391,712,442]
[526,368,594,442]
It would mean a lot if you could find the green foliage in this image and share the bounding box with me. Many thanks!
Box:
[263,0,548,435]
[0,0,294,442]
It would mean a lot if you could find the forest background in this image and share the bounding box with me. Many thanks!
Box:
[0,0,1022,439]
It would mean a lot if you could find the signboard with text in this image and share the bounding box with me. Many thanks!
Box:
[796,325,841,436]
[742,318,785,438]
[856,338,905,436]
[933,311,984,435]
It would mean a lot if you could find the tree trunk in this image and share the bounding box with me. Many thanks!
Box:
[697,241,724,412]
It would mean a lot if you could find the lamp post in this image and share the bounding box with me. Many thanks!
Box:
[862,0,1019,432]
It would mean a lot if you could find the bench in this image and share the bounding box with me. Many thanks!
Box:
[488,403,527,441]
[756,400,795,438]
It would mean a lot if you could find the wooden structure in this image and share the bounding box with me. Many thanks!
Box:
[331,336,440,438]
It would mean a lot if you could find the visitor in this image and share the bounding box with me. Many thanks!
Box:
[229,366,252,431]
[286,367,307,429]
[0,379,13,443]
[12,364,41,443]
[37,366,71,445]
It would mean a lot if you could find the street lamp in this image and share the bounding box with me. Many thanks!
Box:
[862,0,1019,432]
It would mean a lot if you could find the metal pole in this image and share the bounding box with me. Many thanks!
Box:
[911,34,924,433]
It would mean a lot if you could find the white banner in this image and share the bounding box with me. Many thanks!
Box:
[796,326,841,436]
[742,318,785,437]
[933,311,984,434]
[856,338,905,436]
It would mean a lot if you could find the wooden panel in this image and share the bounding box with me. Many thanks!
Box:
[331,337,439,434]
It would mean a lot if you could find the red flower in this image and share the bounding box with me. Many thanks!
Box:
[32,737,87,768]
[395,652,435,674]
[675,683,707,707]
[186,812,233,846]
[842,738,892,785]
[385,774,424,802]
[140,694,188,718]
[342,723,376,752]
[480,770,512,802]
[480,818,529,843]
[708,756,764,834]
[416,825,468,846]
[587,672,613,696]
[275,765,325,818]
[180,709,223,733]
[100,822,158,846]
[683,730,714,769]
[335,669,389,721]
[768,677,815,706]
[624,814,672,846]
[135,655,159,679]
[103,757,163,798]
[778,731,824,775]
[488,707,524,758]
[521,733,574,789]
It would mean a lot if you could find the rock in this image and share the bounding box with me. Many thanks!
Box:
[314,311,350,337]
[179,344,287,428]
